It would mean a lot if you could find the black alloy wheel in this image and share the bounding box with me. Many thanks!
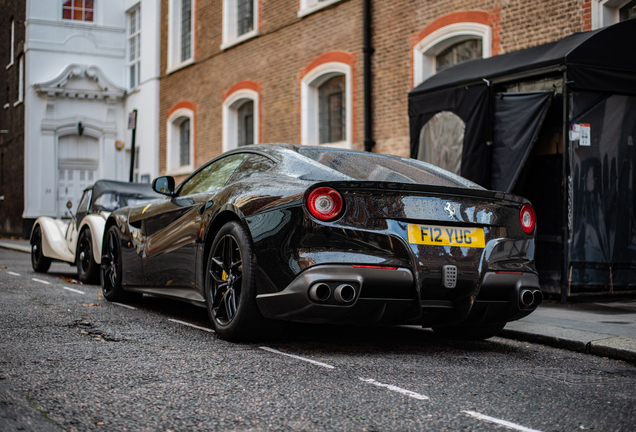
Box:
[205,221,284,341]
[31,225,52,273]
[77,228,99,284]
[100,225,141,302]
[209,231,243,326]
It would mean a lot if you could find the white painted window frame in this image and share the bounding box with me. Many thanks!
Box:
[6,19,14,70]
[221,0,259,50]
[167,0,196,73]
[298,0,343,18]
[301,61,352,149]
[591,0,632,29]
[222,89,259,152]
[413,22,491,87]
[128,6,141,89]
[14,55,23,106]
[166,108,195,176]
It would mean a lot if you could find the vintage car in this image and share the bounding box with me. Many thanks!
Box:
[30,180,158,283]
[101,144,542,341]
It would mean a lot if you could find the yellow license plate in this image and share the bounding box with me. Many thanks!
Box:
[407,224,485,248]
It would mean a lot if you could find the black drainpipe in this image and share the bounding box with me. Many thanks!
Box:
[363,0,375,152]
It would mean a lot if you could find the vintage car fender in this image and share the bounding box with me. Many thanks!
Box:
[32,217,75,263]
[77,213,108,265]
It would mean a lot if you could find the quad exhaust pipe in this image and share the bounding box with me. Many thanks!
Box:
[309,283,331,302]
[309,283,356,304]
[520,289,543,307]
[334,284,356,303]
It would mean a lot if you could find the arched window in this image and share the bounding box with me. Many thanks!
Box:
[417,111,465,175]
[413,20,491,86]
[301,57,352,148]
[435,39,482,72]
[167,108,195,175]
[223,85,259,152]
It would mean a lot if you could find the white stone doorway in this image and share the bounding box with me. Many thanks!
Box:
[57,135,99,218]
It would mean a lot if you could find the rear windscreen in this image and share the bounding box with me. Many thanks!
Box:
[298,148,482,189]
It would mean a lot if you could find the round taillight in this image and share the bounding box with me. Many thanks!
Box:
[520,204,536,234]
[306,187,344,221]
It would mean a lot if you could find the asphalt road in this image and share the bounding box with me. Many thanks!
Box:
[1,248,635,432]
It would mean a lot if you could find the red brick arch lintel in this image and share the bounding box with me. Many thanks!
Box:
[167,101,197,118]
[410,11,490,48]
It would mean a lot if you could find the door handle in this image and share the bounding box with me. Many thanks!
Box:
[198,200,214,215]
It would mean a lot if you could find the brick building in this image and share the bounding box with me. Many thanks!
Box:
[158,0,634,178]
[0,0,26,237]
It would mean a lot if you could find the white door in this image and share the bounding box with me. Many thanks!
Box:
[57,135,99,218]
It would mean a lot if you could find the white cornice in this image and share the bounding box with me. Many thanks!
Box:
[34,64,126,99]
[26,18,125,33]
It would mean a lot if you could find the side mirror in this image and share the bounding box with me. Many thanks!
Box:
[152,176,176,197]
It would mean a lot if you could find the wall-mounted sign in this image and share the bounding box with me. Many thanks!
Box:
[115,140,125,150]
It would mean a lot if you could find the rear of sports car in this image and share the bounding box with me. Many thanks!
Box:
[254,147,541,338]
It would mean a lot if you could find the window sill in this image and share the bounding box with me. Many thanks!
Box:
[166,166,194,177]
[220,29,260,50]
[166,58,196,75]
[298,0,343,18]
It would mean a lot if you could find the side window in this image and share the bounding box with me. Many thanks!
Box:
[179,153,248,196]
[228,154,274,183]
[77,190,92,214]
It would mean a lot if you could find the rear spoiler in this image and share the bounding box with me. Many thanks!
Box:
[309,181,529,205]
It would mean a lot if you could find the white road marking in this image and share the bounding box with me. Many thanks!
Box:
[168,318,215,333]
[7,271,21,276]
[32,278,50,285]
[61,286,85,294]
[359,377,429,401]
[463,411,544,432]
[259,346,335,369]
[112,302,137,310]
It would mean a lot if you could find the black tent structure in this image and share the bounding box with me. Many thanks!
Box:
[408,19,636,299]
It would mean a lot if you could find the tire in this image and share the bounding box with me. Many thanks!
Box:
[77,228,99,284]
[205,221,284,341]
[31,225,52,273]
[432,322,506,340]
[100,225,142,302]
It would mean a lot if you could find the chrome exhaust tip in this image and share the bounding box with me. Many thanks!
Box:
[334,284,356,303]
[520,289,534,307]
[309,283,331,302]
[532,289,543,306]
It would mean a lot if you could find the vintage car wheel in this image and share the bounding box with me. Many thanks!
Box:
[432,322,506,340]
[31,225,52,273]
[101,226,142,302]
[205,221,284,341]
[77,229,99,284]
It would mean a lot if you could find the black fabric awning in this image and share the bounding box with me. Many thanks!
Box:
[491,91,553,192]
[410,18,636,97]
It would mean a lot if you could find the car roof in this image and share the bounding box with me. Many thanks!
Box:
[88,180,156,200]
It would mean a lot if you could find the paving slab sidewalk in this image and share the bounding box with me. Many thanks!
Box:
[2,239,635,363]
[502,301,636,364]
